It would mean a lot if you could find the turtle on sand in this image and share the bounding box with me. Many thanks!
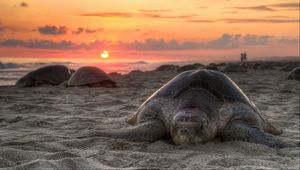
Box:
[67,66,117,87]
[16,65,72,87]
[79,70,297,148]
[177,63,203,73]
[203,65,219,71]
[222,63,247,72]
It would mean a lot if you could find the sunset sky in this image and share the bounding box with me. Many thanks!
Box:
[0,0,299,63]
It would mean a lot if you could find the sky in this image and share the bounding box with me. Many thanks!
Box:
[0,0,299,63]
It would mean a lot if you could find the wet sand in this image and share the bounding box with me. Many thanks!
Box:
[0,67,299,169]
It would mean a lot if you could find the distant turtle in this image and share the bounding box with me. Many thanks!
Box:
[67,66,117,87]
[222,63,247,72]
[16,65,72,87]
[177,63,203,72]
[155,65,179,72]
[78,70,298,148]
[286,67,300,80]
[127,70,143,76]
[203,65,219,71]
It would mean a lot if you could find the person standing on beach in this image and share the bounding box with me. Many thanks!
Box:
[243,52,247,62]
[240,52,248,67]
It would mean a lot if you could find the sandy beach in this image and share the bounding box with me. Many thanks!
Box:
[0,64,299,169]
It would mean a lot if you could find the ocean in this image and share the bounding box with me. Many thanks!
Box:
[2,56,297,86]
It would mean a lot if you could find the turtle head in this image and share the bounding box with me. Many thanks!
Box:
[171,108,214,145]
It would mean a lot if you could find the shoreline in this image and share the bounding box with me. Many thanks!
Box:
[0,59,299,86]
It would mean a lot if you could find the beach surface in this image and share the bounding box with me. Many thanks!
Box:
[0,66,299,169]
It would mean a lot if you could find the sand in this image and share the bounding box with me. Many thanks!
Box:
[0,68,299,169]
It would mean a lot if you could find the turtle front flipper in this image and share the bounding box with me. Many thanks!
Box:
[77,120,166,142]
[262,119,283,135]
[221,121,298,148]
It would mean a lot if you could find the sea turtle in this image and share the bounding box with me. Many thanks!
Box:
[67,66,117,87]
[155,65,179,72]
[177,63,203,72]
[222,63,247,72]
[16,65,72,87]
[203,65,219,71]
[79,69,297,148]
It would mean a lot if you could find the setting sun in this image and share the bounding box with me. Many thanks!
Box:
[100,50,109,59]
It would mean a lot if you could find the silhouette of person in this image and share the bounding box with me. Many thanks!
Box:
[240,53,244,63]
[244,52,247,62]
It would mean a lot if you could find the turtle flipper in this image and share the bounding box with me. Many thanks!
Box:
[262,120,283,135]
[77,121,166,142]
[221,121,297,148]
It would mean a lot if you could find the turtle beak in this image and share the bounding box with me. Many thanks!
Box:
[172,131,203,145]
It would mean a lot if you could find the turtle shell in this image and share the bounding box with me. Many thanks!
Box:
[67,66,115,86]
[16,65,72,87]
[130,69,267,126]
[140,70,259,115]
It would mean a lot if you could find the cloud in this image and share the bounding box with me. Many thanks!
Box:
[79,12,133,18]
[233,6,275,11]
[20,2,28,7]
[78,12,196,20]
[266,15,292,19]
[0,34,298,50]
[142,13,195,19]
[38,25,68,35]
[206,33,242,48]
[0,39,78,49]
[122,34,241,50]
[121,34,297,50]
[0,38,111,50]
[72,27,103,34]
[271,3,299,9]
[187,18,299,24]
[138,9,172,13]
[222,18,300,23]
[242,34,272,45]
[232,3,299,12]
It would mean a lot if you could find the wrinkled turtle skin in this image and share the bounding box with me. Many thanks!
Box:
[67,66,117,87]
[79,69,297,148]
[16,65,72,87]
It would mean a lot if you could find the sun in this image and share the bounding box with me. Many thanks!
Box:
[100,50,109,59]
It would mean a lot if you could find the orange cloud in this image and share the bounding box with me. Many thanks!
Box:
[138,9,172,13]
[79,12,133,18]
[232,3,299,12]
[222,18,300,23]
[1,34,298,51]
[78,12,196,20]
